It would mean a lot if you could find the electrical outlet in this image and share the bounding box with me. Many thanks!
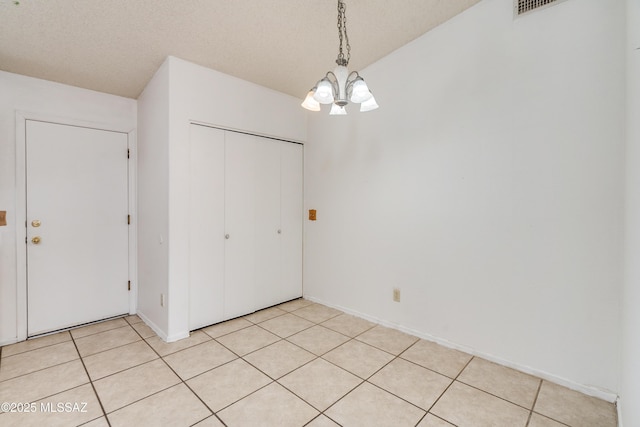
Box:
[393,288,401,302]
[160,293,165,307]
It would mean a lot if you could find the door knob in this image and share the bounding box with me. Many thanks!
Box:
[225,234,230,239]
[31,220,41,227]
[32,236,41,244]
[277,229,282,234]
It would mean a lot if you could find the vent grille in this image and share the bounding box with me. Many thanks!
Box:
[517,0,558,15]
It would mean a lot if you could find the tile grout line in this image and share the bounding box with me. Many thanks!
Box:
[204,311,337,420]
[192,320,328,424]
[282,319,399,422]
[455,377,541,413]
[235,311,340,416]
[69,329,112,427]
[70,318,208,426]
[526,380,573,427]
[69,317,131,339]
[524,380,543,427]
[76,320,223,425]
[315,331,452,423]
[280,327,361,425]
[258,313,433,424]
[0,336,70,361]
[0,331,72,354]
[238,305,366,423]
[419,354,477,425]
[0,357,79,385]
[128,319,228,427]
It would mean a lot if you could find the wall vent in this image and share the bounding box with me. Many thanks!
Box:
[516,0,561,16]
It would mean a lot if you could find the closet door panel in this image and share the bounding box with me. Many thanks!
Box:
[189,125,225,329]
[254,139,282,308]
[224,132,258,318]
[279,142,304,301]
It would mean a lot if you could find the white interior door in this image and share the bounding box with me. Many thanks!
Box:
[26,120,129,336]
[189,124,225,329]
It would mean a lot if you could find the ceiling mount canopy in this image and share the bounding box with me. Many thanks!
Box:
[301,0,379,115]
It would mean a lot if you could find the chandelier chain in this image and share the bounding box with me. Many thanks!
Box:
[336,0,350,66]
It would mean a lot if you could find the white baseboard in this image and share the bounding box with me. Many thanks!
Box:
[0,337,19,347]
[166,331,190,343]
[136,311,168,342]
[304,295,620,405]
[616,396,623,427]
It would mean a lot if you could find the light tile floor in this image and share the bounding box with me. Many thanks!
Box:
[0,299,618,427]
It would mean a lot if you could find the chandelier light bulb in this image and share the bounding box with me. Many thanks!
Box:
[359,94,379,112]
[313,78,335,104]
[330,104,348,115]
[350,78,373,103]
[301,90,321,111]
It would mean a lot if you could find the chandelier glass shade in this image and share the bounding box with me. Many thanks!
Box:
[301,0,378,115]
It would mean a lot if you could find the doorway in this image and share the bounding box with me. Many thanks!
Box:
[21,119,131,337]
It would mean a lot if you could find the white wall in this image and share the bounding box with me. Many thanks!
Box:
[304,0,625,395]
[622,0,640,424]
[137,56,306,340]
[137,60,171,337]
[0,71,136,345]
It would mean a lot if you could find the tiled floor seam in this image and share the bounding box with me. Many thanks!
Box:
[352,336,408,357]
[200,322,254,340]
[69,332,111,427]
[241,314,368,420]
[100,325,185,421]
[529,411,572,427]
[253,319,318,340]
[364,379,431,417]
[455,378,539,412]
[276,364,365,413]
[0,358,82,384]
[235,314,352,412]
[525,379,544,427]
[157,319,323,425]
[151,340,229,426]
[288,310,343,325]
[0,339,73,360]
[396,355,458,380]
[211,379,278,414]
[526,380,576,427]
[419,354,476,426]
[106,334,217,426]
[70,321,129,339]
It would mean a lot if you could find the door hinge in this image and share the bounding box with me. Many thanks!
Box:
[127,215,130,225]
[128,280,131,291]
[127,149,130,159]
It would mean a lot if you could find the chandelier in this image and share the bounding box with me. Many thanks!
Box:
[301,0,379,115]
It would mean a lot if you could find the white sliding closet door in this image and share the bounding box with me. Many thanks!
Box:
[189,125,225,330]
[254,140,283,309]
[188,124,303,330]
[224,131,259,319]
[279,142,304,302]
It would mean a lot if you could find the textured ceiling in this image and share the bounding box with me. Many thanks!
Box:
[0,0,480,99]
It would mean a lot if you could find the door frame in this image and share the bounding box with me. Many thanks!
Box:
[15,111,138,341]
